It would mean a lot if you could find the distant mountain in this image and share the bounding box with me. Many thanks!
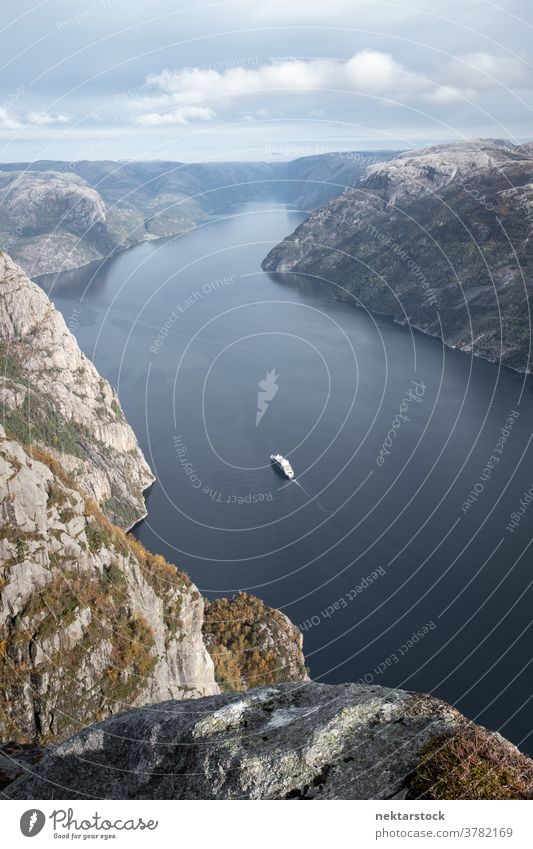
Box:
[262,140,533,373]
[0,152,398,277]
[279,150,398,208]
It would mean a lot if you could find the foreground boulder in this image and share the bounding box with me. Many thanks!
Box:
[5,681,532,800]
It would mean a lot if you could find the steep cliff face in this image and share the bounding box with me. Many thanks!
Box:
[5,681,532,800]
[0,251,153,528]
[0,249,308,749]
[0,426,218,744]
[262,140,533,373]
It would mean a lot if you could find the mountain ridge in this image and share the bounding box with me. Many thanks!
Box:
[0,152,398,278]
[262,139,533,373]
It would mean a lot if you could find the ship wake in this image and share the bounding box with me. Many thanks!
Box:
[290,479,333,516]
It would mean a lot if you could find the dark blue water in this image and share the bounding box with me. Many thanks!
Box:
[42,202,533,753]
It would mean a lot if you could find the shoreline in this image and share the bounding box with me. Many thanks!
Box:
[329,291,532,379]
[31,203,255,286]
[30,215,532,381]
[31,227,195,287]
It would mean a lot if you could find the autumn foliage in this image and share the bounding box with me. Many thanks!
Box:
[203,591,306,692]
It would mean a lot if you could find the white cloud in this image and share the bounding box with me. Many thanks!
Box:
[132,51,466,121]
[127,49,530,128]
[142,59,335,106]
[0,108,71,130]
[445,52,528,90]
[425,85,477,104]
[343,51,419,95]
[0,107,22,130]
[136,105,215,126]
[26,111,70,127]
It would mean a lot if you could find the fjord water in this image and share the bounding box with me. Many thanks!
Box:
[44,202,533,753]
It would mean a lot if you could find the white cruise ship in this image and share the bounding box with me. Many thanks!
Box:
[270,453,295,480]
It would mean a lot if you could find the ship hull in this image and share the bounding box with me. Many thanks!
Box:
[270,454,295,480]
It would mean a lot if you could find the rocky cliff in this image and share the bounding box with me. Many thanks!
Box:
[0,425,218,743]
[4,681,532,800]
[0,249,307,749]
[0,154,398,277]
[0,428,308,748]
[0,170,107,234]
[262,140,533,373]
[203,591,308,691]
[0,170,113,277]
[0,251,153,529]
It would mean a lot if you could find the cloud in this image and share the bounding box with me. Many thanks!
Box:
[425,85,477,104]
[130,50,476,125]
[0,108,70,130]
[0,107,23,130]
[445,52,528,90]
[120,48,533,133]
[343,51,420,95]
[26,111,70,127]
[142,59,335,105]
[136,105,215,126]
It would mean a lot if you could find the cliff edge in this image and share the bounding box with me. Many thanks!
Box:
[0,251,154,529]
[0,426,218,743]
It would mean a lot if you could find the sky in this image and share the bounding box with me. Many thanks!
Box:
[0,0,532,162]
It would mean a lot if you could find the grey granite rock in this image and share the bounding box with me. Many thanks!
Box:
[4,681,465,799]
[0,427,218,743]
[0,251,154,527]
